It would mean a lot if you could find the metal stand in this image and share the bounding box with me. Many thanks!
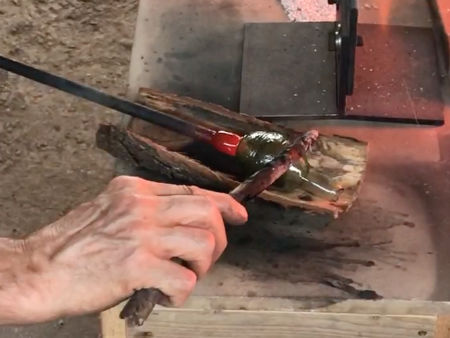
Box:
[239,0,445,125]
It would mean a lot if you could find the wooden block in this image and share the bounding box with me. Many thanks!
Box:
[435,315,450,338]
[129,310,435,338]
[100,303,127,338]
[101,298,450,338]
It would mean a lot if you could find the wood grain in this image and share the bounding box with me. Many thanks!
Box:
[128,310,436,338]
[101,303,127,338]
[435,315,450,338]
[101,298,450,338]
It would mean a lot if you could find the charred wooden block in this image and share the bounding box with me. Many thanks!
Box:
[96,88,368,218]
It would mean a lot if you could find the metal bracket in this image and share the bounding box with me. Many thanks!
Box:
[328,0,363,114]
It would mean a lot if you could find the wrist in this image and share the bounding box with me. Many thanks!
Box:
[0,237,26,324]
[0,237,54,324]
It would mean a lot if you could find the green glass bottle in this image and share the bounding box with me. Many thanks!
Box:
[235,131,338,201]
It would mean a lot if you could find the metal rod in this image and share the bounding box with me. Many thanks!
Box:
[260,114,444,126]
[0,55,216,141]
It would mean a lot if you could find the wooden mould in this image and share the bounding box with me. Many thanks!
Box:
[96,88,368,218]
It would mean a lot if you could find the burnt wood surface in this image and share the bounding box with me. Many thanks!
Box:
[97,88,368,218]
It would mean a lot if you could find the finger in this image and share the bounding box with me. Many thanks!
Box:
[151,227,216,278]
[155,195,227,261]
[108,177,247,225]
[107,193,227,261]
[157,189,247,226]
[108,176,193,196]
[139,259,197,307]
[188,186,248,225]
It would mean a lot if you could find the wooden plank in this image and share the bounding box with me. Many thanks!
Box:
[163,297,450,315]
[104,297,450,317]
[435,315,450,338]
[101,298,450,337]
[128,308,438,338]
[100,303,127,338]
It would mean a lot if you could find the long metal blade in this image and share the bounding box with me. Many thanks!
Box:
[0,55,211,140]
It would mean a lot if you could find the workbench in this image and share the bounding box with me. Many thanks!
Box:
[101,1,450,337]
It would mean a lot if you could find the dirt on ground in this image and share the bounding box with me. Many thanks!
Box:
[0,1,137,337]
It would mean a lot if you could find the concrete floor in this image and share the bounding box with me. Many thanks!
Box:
[0,0,448,337]
[0,1,135,337]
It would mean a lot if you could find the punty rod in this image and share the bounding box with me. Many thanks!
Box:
[0,55,218,144]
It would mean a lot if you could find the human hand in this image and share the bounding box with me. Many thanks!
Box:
[0,176,247,324]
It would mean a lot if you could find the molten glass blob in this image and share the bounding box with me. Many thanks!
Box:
[235,131,338,201]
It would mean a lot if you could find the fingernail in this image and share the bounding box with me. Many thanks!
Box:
[237,206,248,224]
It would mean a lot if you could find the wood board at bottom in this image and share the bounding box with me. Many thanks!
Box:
[101,297,450,338]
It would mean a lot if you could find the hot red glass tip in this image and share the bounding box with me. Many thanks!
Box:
[210,130,242,156]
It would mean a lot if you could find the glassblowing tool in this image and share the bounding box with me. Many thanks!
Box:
[0,55,242,157]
